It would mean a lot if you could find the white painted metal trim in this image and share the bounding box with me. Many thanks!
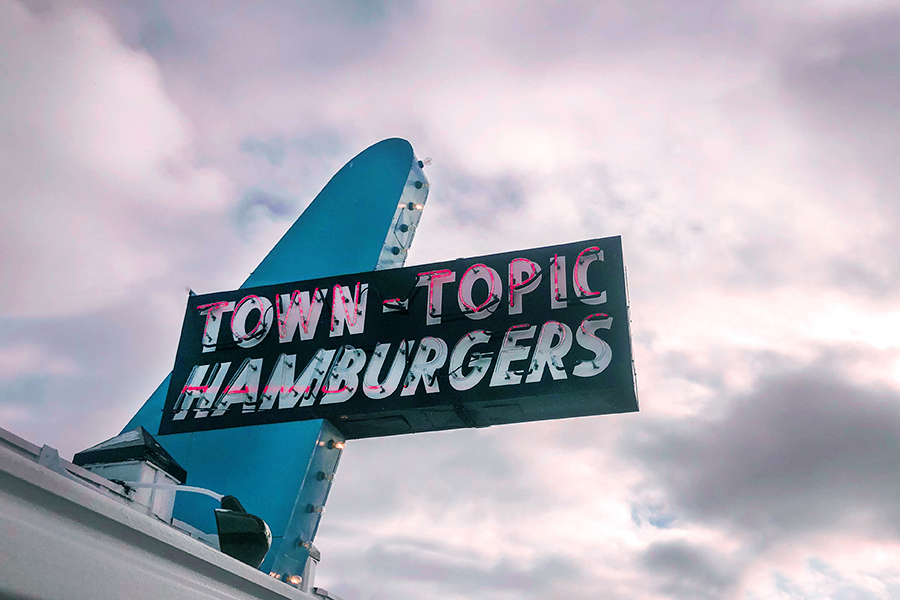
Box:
[0,435,315,600]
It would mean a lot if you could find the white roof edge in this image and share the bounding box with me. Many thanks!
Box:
[0,433,314,600]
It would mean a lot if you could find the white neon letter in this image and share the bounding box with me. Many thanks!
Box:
[259,349,336,410]
[449,330,492,392]
[525,321,572,383]
[363,341,411,399]
[231,295,274,349]
[320,346,367,405]
[489,324,537,387]
[330,283,368,337]
[211,358,263,417]
[198,302,235,353]
[173,362,231,420]
[573,313,613,377]
[401,337,448,395]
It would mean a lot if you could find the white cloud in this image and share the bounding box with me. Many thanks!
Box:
[0,342,78,381]
[0,1,231,318]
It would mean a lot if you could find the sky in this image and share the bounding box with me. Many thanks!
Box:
[3,0,900,598]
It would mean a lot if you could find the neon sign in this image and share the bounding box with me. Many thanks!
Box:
[161,236,637,438]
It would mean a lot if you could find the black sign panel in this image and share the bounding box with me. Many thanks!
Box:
[160,236,637,439]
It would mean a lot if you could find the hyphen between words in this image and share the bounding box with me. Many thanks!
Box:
[173,247,618,420]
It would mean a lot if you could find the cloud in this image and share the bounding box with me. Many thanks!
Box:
[627,357,900,545]
[426,166,528,231]
[322,427,550,527]
[759,556,900,600]
[0,1,230,318]
[235,188,296,223]
[365,541,584,598]
[240,136,287,166]
[0,289,189,454]
[0,342,78,381]
[641,539,741,600]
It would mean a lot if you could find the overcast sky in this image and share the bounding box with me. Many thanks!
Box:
[4,0,900,598]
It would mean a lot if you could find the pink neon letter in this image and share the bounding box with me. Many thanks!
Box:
[415,269,456,325]
[508,257,542,315]
[457,263,502,321]
[197,301,235,353]
[573,247,606,306]
[550,254,567,309]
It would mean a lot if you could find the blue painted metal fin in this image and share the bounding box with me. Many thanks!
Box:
[241,137,414,288]
[123,137,425,436]
[118,137,428,580]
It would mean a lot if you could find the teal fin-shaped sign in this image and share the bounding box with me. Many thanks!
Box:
[121,138,428,576]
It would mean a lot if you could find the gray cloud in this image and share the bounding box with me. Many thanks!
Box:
[89,0,421,84]
[365,542,583,595]
[642,539,740,600]
[323,427,551,525]
[0,288,190,455]
[485,0,763,68]
[771,12,900,299]
[236,188,296,224]
[240,136,287,166]
[626,354,900,544]
[432,167,528,228]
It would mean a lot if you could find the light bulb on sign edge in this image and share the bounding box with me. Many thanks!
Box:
[288,575,302,586]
